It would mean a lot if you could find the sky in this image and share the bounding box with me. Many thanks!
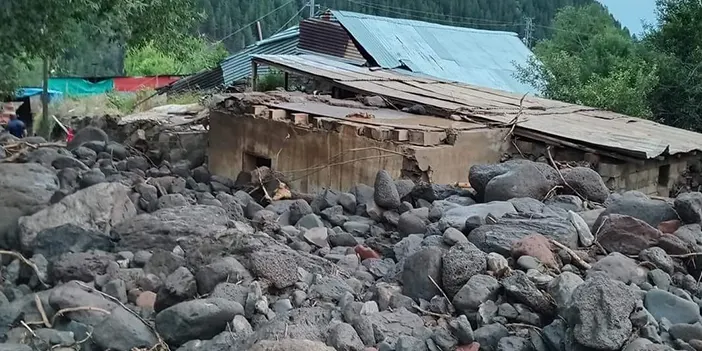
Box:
[596,0,657,35]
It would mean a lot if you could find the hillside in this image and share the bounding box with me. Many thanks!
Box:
[199,0,599,52]
[52,0,602,77]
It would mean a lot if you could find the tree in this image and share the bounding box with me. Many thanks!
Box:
[645,0,702,131]
[0,0,200,94]
[124,36,228,76]
[516,4,658,118]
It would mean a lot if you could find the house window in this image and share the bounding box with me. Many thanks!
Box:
[658,164,671,186]
[243,152,272,172]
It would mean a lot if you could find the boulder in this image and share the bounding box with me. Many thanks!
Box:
[374,170,402,209]
[438,201,517,232]
[441,243,486,298]
[453,274,500,312]
[17,182,136,252]
[565,273,641,350]
[597,214,662,255]
[33,224,115,261]
[675,192,702,224]
[645,289,701,324]
[468,215,578,256]
[111,205,231,254]
[155,298,244,346]
[195,257,252,294]
[0,163,59,247]
[67,126,109,150]
[483,162,558,202]
[511,233,559,269]
[249,340,335,351]
[92,306,159,351]
[560,167,609,203]
[595,191,678,229]
[401,247,443,300]
[589,252,647,285]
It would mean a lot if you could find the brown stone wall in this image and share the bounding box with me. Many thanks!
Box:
[208,110,510,193]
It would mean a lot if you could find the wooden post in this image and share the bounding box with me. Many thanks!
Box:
[251,61,258,91]
[42,58,49,123]
[256,22,263,41]
[284,72,289,91]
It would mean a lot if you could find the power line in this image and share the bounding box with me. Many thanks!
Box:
[216,0,296,43]
[273,4,307,36]
[347,0,517,24]
[345,0,521,29]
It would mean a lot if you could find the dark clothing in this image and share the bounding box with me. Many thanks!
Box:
[6,119,25,138]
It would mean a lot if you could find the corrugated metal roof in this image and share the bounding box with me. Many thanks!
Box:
[331,10,536,94]
[252,54,702,160]
[299,19,366,64]
[221,26,300,85]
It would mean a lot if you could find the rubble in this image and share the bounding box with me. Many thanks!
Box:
[2,124,702,351]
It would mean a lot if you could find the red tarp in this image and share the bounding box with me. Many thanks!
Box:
[113,76,181,92]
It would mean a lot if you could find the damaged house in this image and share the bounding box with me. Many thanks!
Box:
[207,11,702,197]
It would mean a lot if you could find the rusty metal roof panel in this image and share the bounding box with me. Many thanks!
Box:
[299,19,366,64]
[251,54,702,159]
[330,10,536,94]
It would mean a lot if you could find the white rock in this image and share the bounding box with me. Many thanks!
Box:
[569,210,594,246]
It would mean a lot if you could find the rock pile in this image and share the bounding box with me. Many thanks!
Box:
[3,128,702,351]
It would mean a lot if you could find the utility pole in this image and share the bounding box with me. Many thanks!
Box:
[309,0,315,18]
[523,17,534,48]
[42,58,49,124]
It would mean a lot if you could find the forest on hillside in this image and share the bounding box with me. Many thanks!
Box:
[47,0,601,78]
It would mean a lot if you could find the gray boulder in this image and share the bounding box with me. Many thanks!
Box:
[468,215,578,256]
[92,306,158,351]
[111,205,233,254]
[469,163,514,201]
[398,212,427,236]
[453,274,500,312]
[67,126,109,150]
[328,322,365,351]
[33,224,115,261]
[565,273,641,350]
[438,201,516,232]
[374,170,402,209]
[155,298,244,346]
[645,289,701,324]
[473,323,509,351]
[401,247,443,300]
[0,163,59,247]
[561,167,609,203]
[441,243,486,298]
[250,250,299,289]
[589,252,647,285]
[249,340,335,351]
[195,257,252,294]
[675,191,702,224]
[484,162,557,202]
[353,308,430,345]
[595,191,678,228]
[502,270,556,316]
[18,182,136,252]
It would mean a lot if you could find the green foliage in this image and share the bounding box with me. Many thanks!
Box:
[645,0,702,131]
[257,70,286,91]
[124,36,228,76]
[125,43,181,76]
[516,4,658,117]
[0,0,198,92]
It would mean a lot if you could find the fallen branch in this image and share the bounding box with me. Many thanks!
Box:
[546,146,587,201]
[75,282,170,350]
[51,306,111,325]
[549,239,591,270]
[34,294,51,328]
[0,250,49,287]
[412,304,452,319]
[428,275,452,307]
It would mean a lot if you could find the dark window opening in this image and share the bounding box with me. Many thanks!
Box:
[243,152,272,172]
[658,164,671,186]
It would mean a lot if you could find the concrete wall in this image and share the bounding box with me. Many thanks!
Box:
[599,157,693,196]
[208,111,509,193]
